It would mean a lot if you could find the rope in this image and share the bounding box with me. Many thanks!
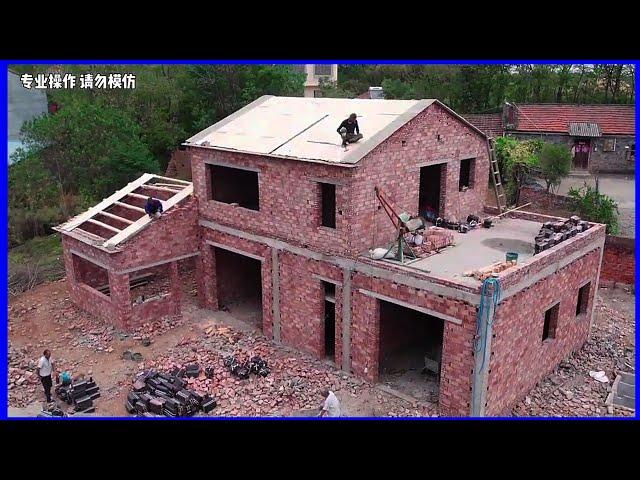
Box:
[475,277,501,372]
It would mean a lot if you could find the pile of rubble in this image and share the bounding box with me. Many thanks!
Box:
[8,345,39,407]
[534,216,591,255]
[133,316,185,339]
[142,325,368,416]
[512,291,635,417]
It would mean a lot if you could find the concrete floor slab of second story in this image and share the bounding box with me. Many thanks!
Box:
[361,213,607,295]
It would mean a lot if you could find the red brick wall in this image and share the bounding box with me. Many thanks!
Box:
[487,248,601,415]
[190,149,353,256]
[351,103,490,253]
[349,271,478,416]
[60,197,199,330]
[72,253,109,288]
[600,235,635,285]
[189,103,489,258]
[519,186,572,210]
[199,227,274,336]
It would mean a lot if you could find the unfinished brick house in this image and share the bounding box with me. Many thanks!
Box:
[57,96,606,416]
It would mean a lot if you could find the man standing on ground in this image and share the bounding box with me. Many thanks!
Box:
[145,196,163,219]
[36,349,56,404]
[337,113,363,149]
[318,389,342,417]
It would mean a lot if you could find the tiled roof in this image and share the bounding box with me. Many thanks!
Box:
[462,113,504,138]
[511,104,634,135]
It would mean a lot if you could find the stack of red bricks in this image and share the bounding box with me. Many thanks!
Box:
[411,226,455,257]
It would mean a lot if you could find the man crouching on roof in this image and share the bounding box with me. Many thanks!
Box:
[145,196,163,219]
[337,113,363,148]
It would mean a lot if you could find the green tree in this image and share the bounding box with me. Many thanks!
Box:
[16,100,159,201]
[538,142,572,193]
[494,137,542,205]
[567,182,619,234]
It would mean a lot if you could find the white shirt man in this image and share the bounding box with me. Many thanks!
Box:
[36,350,55,403]
[38,355,53,377]
[319,390,341,417]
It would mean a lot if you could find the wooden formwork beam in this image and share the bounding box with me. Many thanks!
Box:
[97,211,134,225]
[86,219,122,234]
[114,201,145,213]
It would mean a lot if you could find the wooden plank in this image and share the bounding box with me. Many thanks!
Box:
[103,185,193,248]
[72,229,106,242]
[127,192,148,200]
[140,184,183,194]
[154,183,189,188]
[114,201,145,213]
[86,219,122,234]
[150,174,191,185]
[97,211,134,225]
[60,173,154,231]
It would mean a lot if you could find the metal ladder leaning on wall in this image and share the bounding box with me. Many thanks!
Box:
[487,137,507,213]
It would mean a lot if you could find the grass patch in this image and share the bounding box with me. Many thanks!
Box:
[9,235,65,294]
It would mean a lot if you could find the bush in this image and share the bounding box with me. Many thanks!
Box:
[567,182,620,234]
[539,142,572,193]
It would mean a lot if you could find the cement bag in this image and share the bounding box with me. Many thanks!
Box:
[370,248,388,260]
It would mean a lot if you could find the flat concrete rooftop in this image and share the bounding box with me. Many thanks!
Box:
[380,217,542,287]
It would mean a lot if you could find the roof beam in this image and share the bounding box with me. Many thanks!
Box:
[97,211,134,225]
[139,184,183,194]
[127,192,148,200]
[103,184,193,248]
[86,219,122,234]
[149,174,192,185]
[114,201,146,213]
[58,173,154,232]
[153,183,188,188]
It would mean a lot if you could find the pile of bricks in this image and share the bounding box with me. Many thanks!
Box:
[534,216,591,255]
[409,227,455,258]
[125,366,217,417]
[56,377,101,414]
[464,260,517,281]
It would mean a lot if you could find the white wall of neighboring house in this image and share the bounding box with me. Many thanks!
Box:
[8,70,48,163]
[295,64,338,97]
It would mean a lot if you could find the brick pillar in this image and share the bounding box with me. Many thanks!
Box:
[108,271,132,330]
[170,261,182,317]
[198,242,218,310]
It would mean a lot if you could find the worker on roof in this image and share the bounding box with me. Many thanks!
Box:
[337,113,363,148]
[145,196,163,219]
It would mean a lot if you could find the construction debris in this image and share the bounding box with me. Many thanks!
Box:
[463,260,517,281]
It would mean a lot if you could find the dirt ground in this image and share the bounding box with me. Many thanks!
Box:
[8,278,634,418]
[8,279,437,418]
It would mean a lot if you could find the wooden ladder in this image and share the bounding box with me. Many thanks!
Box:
[488,138,507,213]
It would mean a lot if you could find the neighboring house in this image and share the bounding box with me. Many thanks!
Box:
[293,64,338,98]
[57,95,605,416]
[462,113,504,139]
[356,86,385,99]
[464,103,635,173]
[7,70,48,164]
